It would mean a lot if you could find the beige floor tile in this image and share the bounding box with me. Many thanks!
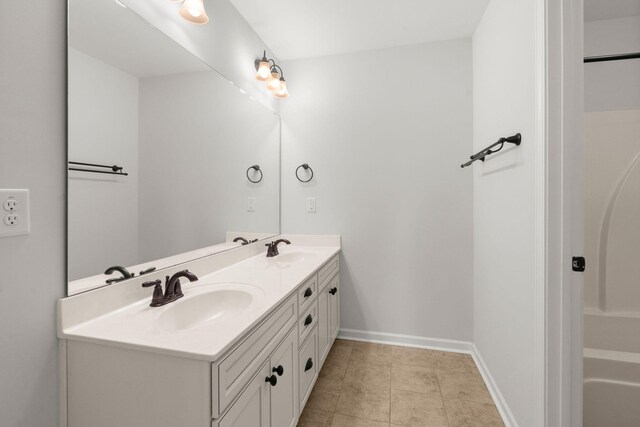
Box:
[335,383,391,422]
[305,376,343,413]
[390,389,449,426]
[391,364,440,395]
[437,370,493,404]
[298,409,334,427]
[390,346,437,368]
[343,358,391,390]
[430,351,479,375]
[332,413,389,427]
[320,342,353,380]
[444,398,504,427]
[350,342,393,365]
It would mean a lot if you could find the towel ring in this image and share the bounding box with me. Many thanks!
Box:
[246,165,263,183]
[295,163,314,183]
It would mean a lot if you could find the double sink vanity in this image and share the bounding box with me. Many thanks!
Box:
[58,235,341,427]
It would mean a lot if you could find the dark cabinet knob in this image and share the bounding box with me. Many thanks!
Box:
[329,287,337,295]
[304,358,313,372]
[304,287,313,298]
[273,365,284,376]
[304,314,313,326]
[265,375,277,386]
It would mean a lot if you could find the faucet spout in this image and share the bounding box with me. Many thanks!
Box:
[165,270,198,301]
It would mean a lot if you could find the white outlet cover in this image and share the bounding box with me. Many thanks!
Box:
[0,189,30,237]
[307,197,316,213]
[247,197,256,212]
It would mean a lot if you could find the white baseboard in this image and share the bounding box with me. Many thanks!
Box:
[338,328,473,354]
[337,328,516,427]
[471,344,518,427]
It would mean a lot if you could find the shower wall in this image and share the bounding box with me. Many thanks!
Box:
[584,110,640,314]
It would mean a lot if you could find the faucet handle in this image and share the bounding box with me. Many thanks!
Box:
[142,280,164,307]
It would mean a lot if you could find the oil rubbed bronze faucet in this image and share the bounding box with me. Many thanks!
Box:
[141,269,198,307]
[104,265,134,284]
[233,237,249,245]
[265,239,291,257]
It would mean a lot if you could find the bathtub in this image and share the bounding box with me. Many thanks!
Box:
[584,348,640,427]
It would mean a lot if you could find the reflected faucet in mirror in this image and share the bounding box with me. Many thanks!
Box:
[233,237,259,246]
[104,265,134,284]
[142,269,198,307]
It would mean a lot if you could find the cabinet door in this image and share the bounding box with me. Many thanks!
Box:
[317,284,330,365]
[269,327,298,427]
[215,362,270,427]
[328,274,340,340]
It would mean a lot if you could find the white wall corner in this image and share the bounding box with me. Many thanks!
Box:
[472,344,519,427]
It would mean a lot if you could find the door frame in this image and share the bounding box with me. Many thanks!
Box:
[544,0,584,425]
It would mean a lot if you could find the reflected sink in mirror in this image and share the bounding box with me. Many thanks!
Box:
[156,284,263,332]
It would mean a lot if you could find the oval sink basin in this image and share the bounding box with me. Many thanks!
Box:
[276,252,316,264]
[157,289,253,332]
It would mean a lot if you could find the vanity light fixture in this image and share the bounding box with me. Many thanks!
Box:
[170,0,209,25]
[255,51,290,99]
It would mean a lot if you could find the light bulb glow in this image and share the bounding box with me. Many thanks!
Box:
[266,71,282,91]
[179,0,209,24]
[256,61,271,80]
[274,80,289,99]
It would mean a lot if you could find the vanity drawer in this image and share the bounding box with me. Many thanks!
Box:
[318,255,339,291]
[298,275,317,313]
[298,300,318,346]
[217,294,297,416]
[299,324,318,408]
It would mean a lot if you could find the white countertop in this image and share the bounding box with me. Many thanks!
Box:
[59,243,340,362]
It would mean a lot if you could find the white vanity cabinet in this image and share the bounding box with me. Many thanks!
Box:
[63,250,340,427]
[317,258,340,366]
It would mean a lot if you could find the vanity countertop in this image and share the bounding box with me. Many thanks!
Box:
[59,243,340,362]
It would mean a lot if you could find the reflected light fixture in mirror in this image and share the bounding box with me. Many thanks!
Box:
[171,0,210,25]
[255,51,289,99]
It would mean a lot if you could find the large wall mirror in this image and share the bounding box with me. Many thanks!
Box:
[67,0,280,295]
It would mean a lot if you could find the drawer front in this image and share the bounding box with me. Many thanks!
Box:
[318,255,339,291]
[217,294,297,416]
[298,275,317,314]
[299,324,318,408]
[298,300,318,346]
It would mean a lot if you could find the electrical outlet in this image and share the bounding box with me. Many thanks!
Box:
[3,198,17,211]
[4,214,19,225]
[247,197,256,212]
[307,198,316,213]
[0,189,30,237]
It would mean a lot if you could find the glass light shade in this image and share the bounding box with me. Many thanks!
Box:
[256,61,271,81]
[179,0,209,24]
[274,80,289,99]
[266,71,282,91]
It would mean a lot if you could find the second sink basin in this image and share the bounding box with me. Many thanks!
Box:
[156,284,261,332]
[275,252,317,264]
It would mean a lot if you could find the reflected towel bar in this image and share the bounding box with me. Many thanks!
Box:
[68,161,129,176]
[460,133,521,168]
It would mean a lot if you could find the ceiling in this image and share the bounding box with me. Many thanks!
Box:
[69,0,209,78]
[228,0,490,60]
[584,0,640,21]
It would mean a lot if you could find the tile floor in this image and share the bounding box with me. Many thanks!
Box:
[298,340,504,427]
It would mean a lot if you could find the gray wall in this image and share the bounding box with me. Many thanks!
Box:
[472,0,542,424]
[280,39,474,342]
[0,1,66,426]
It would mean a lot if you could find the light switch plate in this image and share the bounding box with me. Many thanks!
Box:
[0,189,30,237]
[307,197,316,213]
[247,197,256,212]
